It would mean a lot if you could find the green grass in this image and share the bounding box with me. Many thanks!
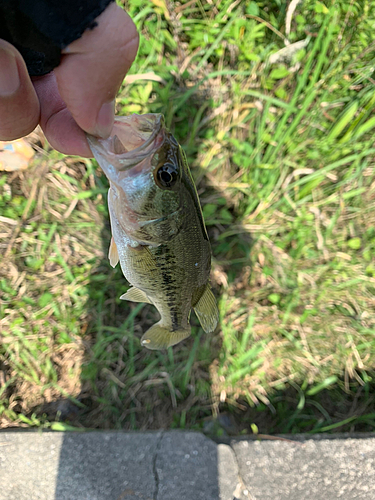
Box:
[1,0,375,435]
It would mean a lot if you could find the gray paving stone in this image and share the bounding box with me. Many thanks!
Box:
[231,436,375,500]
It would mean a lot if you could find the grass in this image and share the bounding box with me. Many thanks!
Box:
[1,0,375,435]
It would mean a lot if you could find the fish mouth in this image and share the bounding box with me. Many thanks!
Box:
[87,114,165,171]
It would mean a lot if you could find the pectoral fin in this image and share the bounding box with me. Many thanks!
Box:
[141,322,191,350]
[120,287,152,304]
[193,284,219,333]
[108,237,119,268]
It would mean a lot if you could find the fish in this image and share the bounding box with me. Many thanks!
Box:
[87,113,219,350]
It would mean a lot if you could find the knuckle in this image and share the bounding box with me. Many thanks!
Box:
[108,9,139,61]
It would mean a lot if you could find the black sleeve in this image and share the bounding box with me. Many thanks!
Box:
[0,0,114,76]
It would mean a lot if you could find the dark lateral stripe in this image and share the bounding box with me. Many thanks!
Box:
[155,245,181,329]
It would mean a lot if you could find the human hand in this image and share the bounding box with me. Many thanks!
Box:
[0,3,139,157]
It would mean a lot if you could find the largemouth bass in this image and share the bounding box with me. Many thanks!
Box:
[87,113,219,350]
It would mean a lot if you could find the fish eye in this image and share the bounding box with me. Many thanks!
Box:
[156,163,178,188]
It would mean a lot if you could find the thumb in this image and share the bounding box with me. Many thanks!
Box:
[54,3,139,138]
[0,39,40,140]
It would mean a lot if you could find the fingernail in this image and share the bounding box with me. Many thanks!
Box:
[0,44,20,96]
[94,100,115,138]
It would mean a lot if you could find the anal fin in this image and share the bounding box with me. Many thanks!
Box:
[120,287,152,304]
[193,284,219,333]
[108,237,119,268]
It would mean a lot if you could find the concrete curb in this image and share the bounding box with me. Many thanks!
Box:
[0,431,374,499]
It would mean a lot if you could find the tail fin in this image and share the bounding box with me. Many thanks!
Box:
[141,322,191,350]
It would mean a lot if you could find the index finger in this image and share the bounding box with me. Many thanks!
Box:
[54,3,139,139]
